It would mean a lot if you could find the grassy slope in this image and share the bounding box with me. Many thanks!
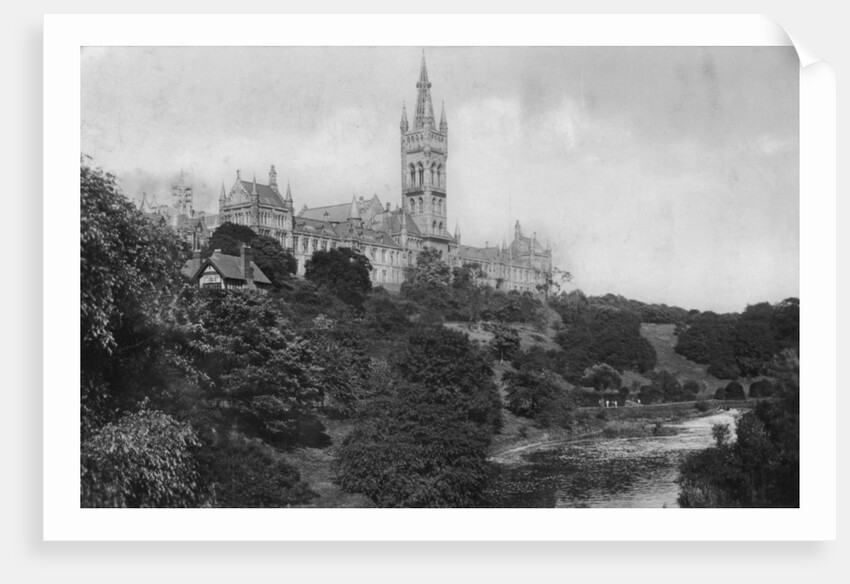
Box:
[640,322,724,396]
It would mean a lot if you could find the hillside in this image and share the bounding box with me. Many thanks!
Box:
[640,323,724,392]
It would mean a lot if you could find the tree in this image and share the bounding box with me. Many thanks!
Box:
[682,379,701,398]
[197,432,315,508]
[724,381,746,401]
[749,379,775,398]
[396,326,502,434]
[80,159,184,433]
[581,363,622,392]
[334,382,492,507]
[503,368,572,428]
[304,247,372,308]
[488,324,521,363]
[174,288,322,445]
[205,222,296,287]
[206,221,258,256]
[400,246,452,306]
[648,370,684,402]
[81,407,211,507]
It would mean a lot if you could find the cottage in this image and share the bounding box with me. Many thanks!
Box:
[181,245,272,291]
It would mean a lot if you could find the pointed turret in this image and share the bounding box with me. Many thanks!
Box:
[285,180,293,205]
[218,181,226,211]
[414,51,435,130]
[269,164,278,190]
[439,101,448,133]
[454,220,461,244]
[349,194,362,222]
[251,174,258,196]
[400,101,409,133]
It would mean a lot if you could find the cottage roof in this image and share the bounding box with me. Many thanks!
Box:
[181,251,272,285]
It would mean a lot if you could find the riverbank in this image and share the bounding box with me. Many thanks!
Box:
[488,400,750,464]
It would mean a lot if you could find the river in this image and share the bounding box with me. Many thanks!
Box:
[486,410,741,508]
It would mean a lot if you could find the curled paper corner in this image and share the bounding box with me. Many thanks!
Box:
[787,35,826,69]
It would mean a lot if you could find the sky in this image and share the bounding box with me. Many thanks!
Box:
[81,46,799,313]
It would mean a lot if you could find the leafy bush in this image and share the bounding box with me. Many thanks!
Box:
[305,247,372,308]
[724,381,746,400]
[487,323,521,363]
[334,382,492,507]
[81,408,210,508]
[749,379,775,398]
[503,368,571,427]
[581,363,622,392]
[198,432,314,508]
[695,400,711,412]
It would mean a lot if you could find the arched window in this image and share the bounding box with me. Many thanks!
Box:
[409,199,415,213]
[439,222,443,232]
[430,166,435,185]
[432,221,436,232]
[418,198,423,213]
[409,165,416,187]
[418,166,424,186]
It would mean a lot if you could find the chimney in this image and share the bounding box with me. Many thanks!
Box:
[241,244,255,288]
[236,169,241,180]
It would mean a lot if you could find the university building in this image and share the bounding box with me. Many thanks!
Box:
[153,54,553,293]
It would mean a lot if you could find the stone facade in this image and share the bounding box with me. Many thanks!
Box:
[213,53,553,293]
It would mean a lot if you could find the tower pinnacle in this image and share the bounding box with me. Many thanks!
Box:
[400,101,409,133]
[414,51,435,130]
[439,101,448,133]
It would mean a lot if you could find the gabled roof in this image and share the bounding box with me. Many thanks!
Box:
[458,245,502,263]
[236,179,287,208]
[181,251,272,285]
[299,202,354,223]
[369,209,422,236]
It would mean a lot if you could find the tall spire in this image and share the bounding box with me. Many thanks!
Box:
[400,101,409,132]
[439,101,448,133]
[349,194,361,221]
[414,50,435,130]
[285,180,293,204]
[454,220,461,243]
[251,174,258,196]
[219,181,226,201]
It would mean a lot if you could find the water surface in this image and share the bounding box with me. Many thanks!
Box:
[487,410,740,508]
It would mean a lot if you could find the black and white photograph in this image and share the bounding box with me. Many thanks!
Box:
[77,43,801,511]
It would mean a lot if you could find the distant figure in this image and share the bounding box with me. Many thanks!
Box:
[636,398,641,405]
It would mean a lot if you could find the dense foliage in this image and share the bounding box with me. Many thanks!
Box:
[304,247,373,308]
[81,161,185,434]
[334,327,502,506]
[675,300,799,379]
[552,295,657,380]
[677,352,799,507]
[503,368,573,429]
[81,407,210,508]
[205,221,297,287]
[80,161,313,507]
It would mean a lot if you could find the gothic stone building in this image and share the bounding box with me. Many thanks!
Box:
[215,53,552,293]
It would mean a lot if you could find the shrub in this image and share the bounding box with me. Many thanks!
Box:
[81,408,210,508]
[724,381,746,400]
[749,379,775,398]
[695,400,711,413]
[714,386,727,400]
[198,432,315,508]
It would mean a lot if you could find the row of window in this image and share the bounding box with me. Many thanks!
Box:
[407,163,445,189]
[407,196,444,216]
